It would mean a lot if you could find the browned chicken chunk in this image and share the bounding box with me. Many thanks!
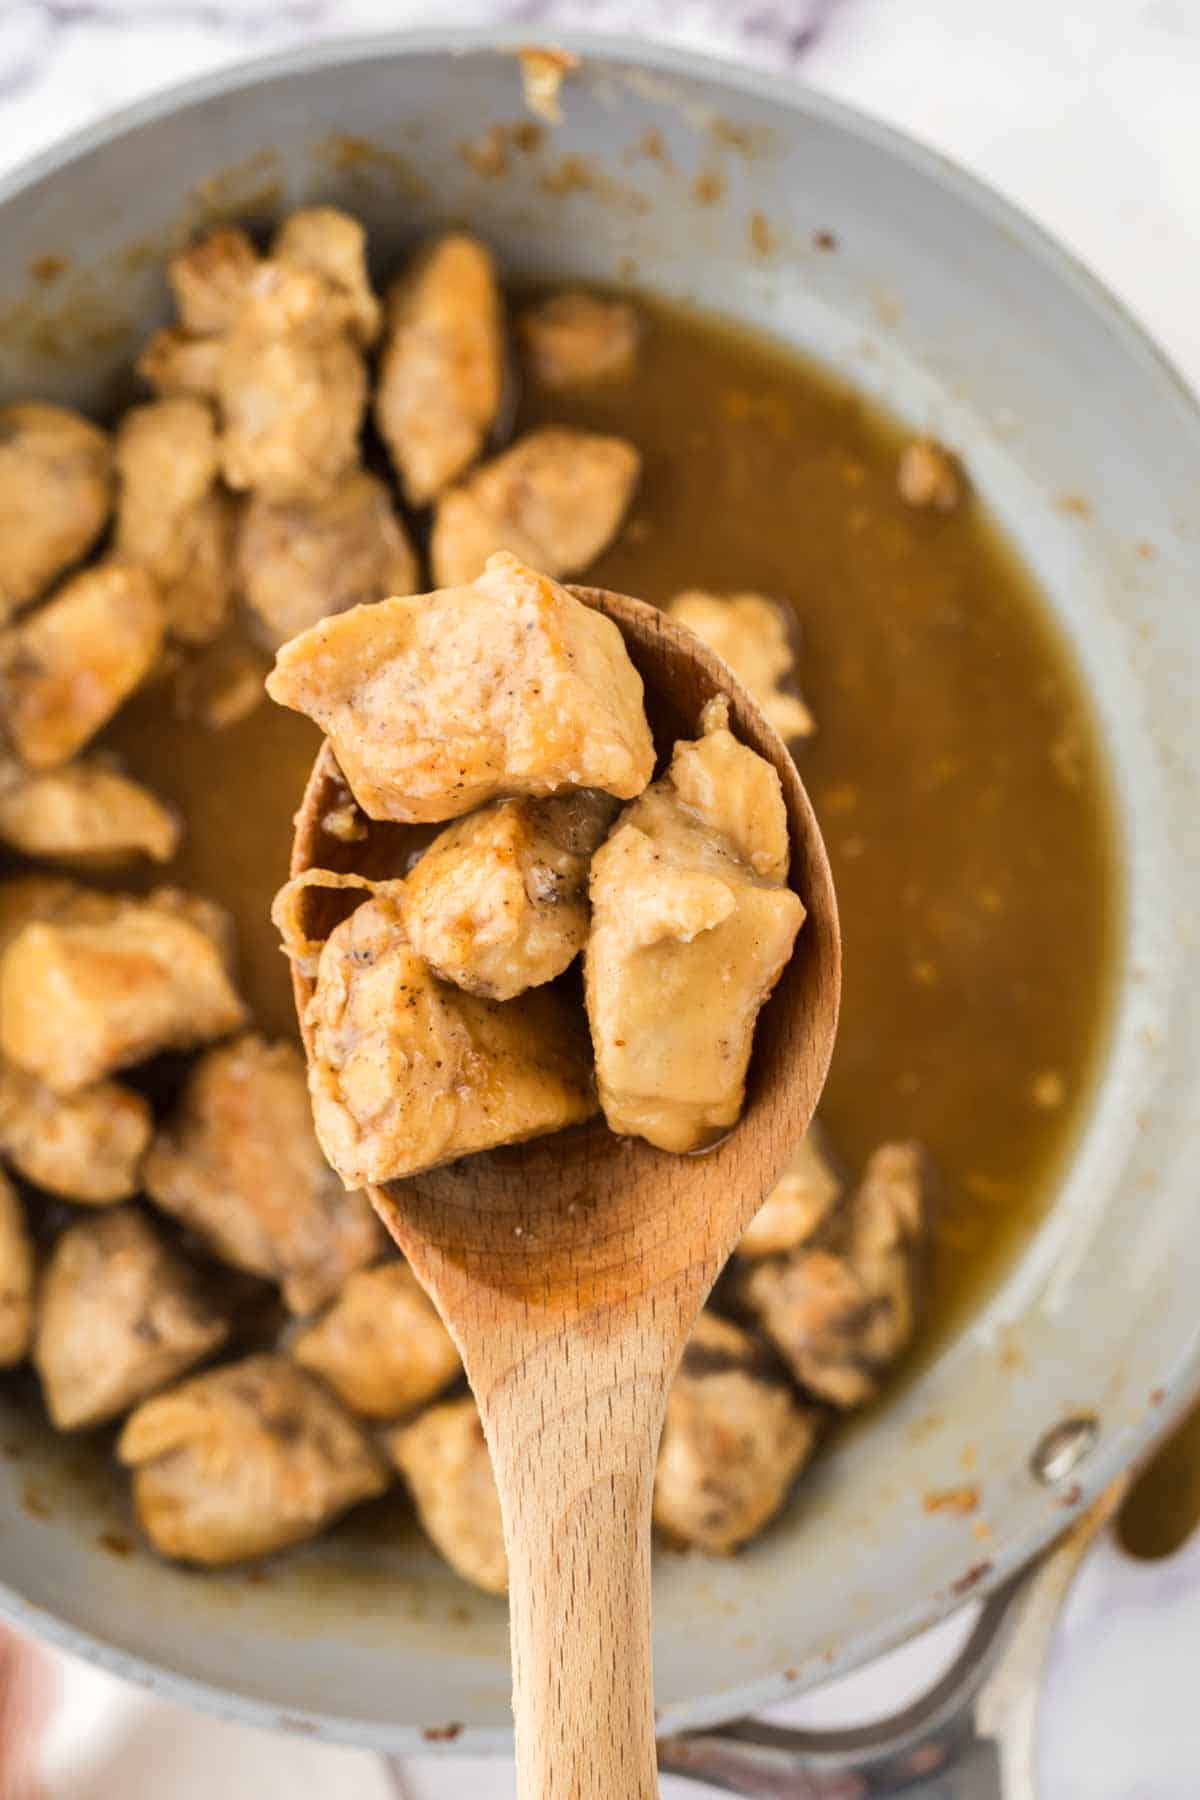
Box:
[143,1033,382,1314]
[267,554,655,824]
[375,233,504,507]
[401,790,616,1000]
[118,1354,388,1567]
[272,207,381,346]
[741,1141,934,1407]
[292,1260,461,1420]
[0,563,163,769]
[0,1171,34,1367]
[667,590,815,741]
[586,697,806,1151]
[0,402,113,618]
[897,437,963,512]
[385,1397,506,1595]
[0,887,245,1094]
[517,290,639,387]
[0,1060,151,1203]
[219,264,367,504]
[301,885,597,1188]
[0,759,178,866]
[168,226,260,337]
[430,426,640,587]
[653,1312,819,1554]
[734,1125,842,1260]
[236,468,419,649]
[34,1207,229,1431]
[136,328,224,400]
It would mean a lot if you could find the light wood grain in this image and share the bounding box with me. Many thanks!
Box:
[288,585,840,1799]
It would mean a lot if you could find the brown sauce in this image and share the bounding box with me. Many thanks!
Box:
[1118,1399,1200,1560]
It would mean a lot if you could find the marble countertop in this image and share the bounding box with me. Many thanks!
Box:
[3,3,1199,1797]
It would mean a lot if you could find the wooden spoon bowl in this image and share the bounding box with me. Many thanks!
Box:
[287,585,840,1799]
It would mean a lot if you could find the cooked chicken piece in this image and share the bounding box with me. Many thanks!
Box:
[654,1312,819,1554]
[0,562,163,770]
[897,437,963,513]
[375,233,504,507]
[272,207,381,346]
[0,759,178,865]
[236,468,419,649]
[741,1141,933,1408]
[219,264,367,504]
[170,639,267,730]
[136,327,224,401]
[292,1260,461,1420]
[0,402,113,619]
[143,1033,382,1314]
[517,290,639,387]
[0,874,86,956]
[386,1397,506,1594]
[119,1354,388,1567]
[0,887,245,1094]
[267,554,654,824]
[167,226,260,337]
[0,1060,151,1203]
[34,1207,229,1431]
[667,590,815,741]
[586,697,805,1152]
[735,1125,842,1260]
[0,1172,34,1367]
[402,790,616,1001]
[431,427,640,587]
[303,885,596,1188]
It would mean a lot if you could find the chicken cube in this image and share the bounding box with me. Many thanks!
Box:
[136,328,224,401]
[0,402,113,619]
[517,290,639,387]
[0,759,178,865]
[267,554,655,824]
[118,1354,388,1567]
[272,207,381,346]
[741,1141,934,1408]
[375,232,504,507]
[653,1312,819,1554]
[143,1033,382,1314]
[0,1172,34,1367]
[34,1206,229,1431]
[734,1125,842,1260]
[167,226,260,337]
[302,885,597,1188]
[897,437,963,513]
[667,590,815,741]
[586,697,805,1151]
[292,1260,461,1420]
[0,887,245,1093]
[401,790,616,1000]
[0,562,163,770]
[236,468,419,649]
[219,264,367,504]
[431,427,640,588]
[0,1060,151,1203]
[385,1397,506,1595]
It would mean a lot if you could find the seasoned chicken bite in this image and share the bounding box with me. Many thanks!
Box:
[0,1172,34,1367]
[137,327,224,400]
[34,1207,229,1431]
[0,1060,151,1203]
[517,290,639,387]
[0,562,164,769]
[272,207,381,346]
[375,232,504,507]
[236,468,419,649]
[119,1354,388,1567]
[267,554,654,824]
[386,1397,506,1595]
[302,885,596,1188]
[219,264,367,504]
[143,1033,382,1314]
[0,403,113,619]
[0,887,245,1094]
[586,697,805,1152]
[654,1312,819,1554]
[431,427,640,588]
[168,226,260,337]
[741,1141,934,1408]
[667,590,815,741]
[735,1125,842,1260]
[0,759,178,865]
[402,790,616,1000]
[292,1260,461,1420]
[0,874,87,955]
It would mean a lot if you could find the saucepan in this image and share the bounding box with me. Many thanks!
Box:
[0,28,1198,1794]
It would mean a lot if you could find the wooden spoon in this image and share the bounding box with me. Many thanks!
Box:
[286,585,840,1800]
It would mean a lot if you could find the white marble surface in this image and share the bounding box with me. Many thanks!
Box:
[2,1,1200,1795]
